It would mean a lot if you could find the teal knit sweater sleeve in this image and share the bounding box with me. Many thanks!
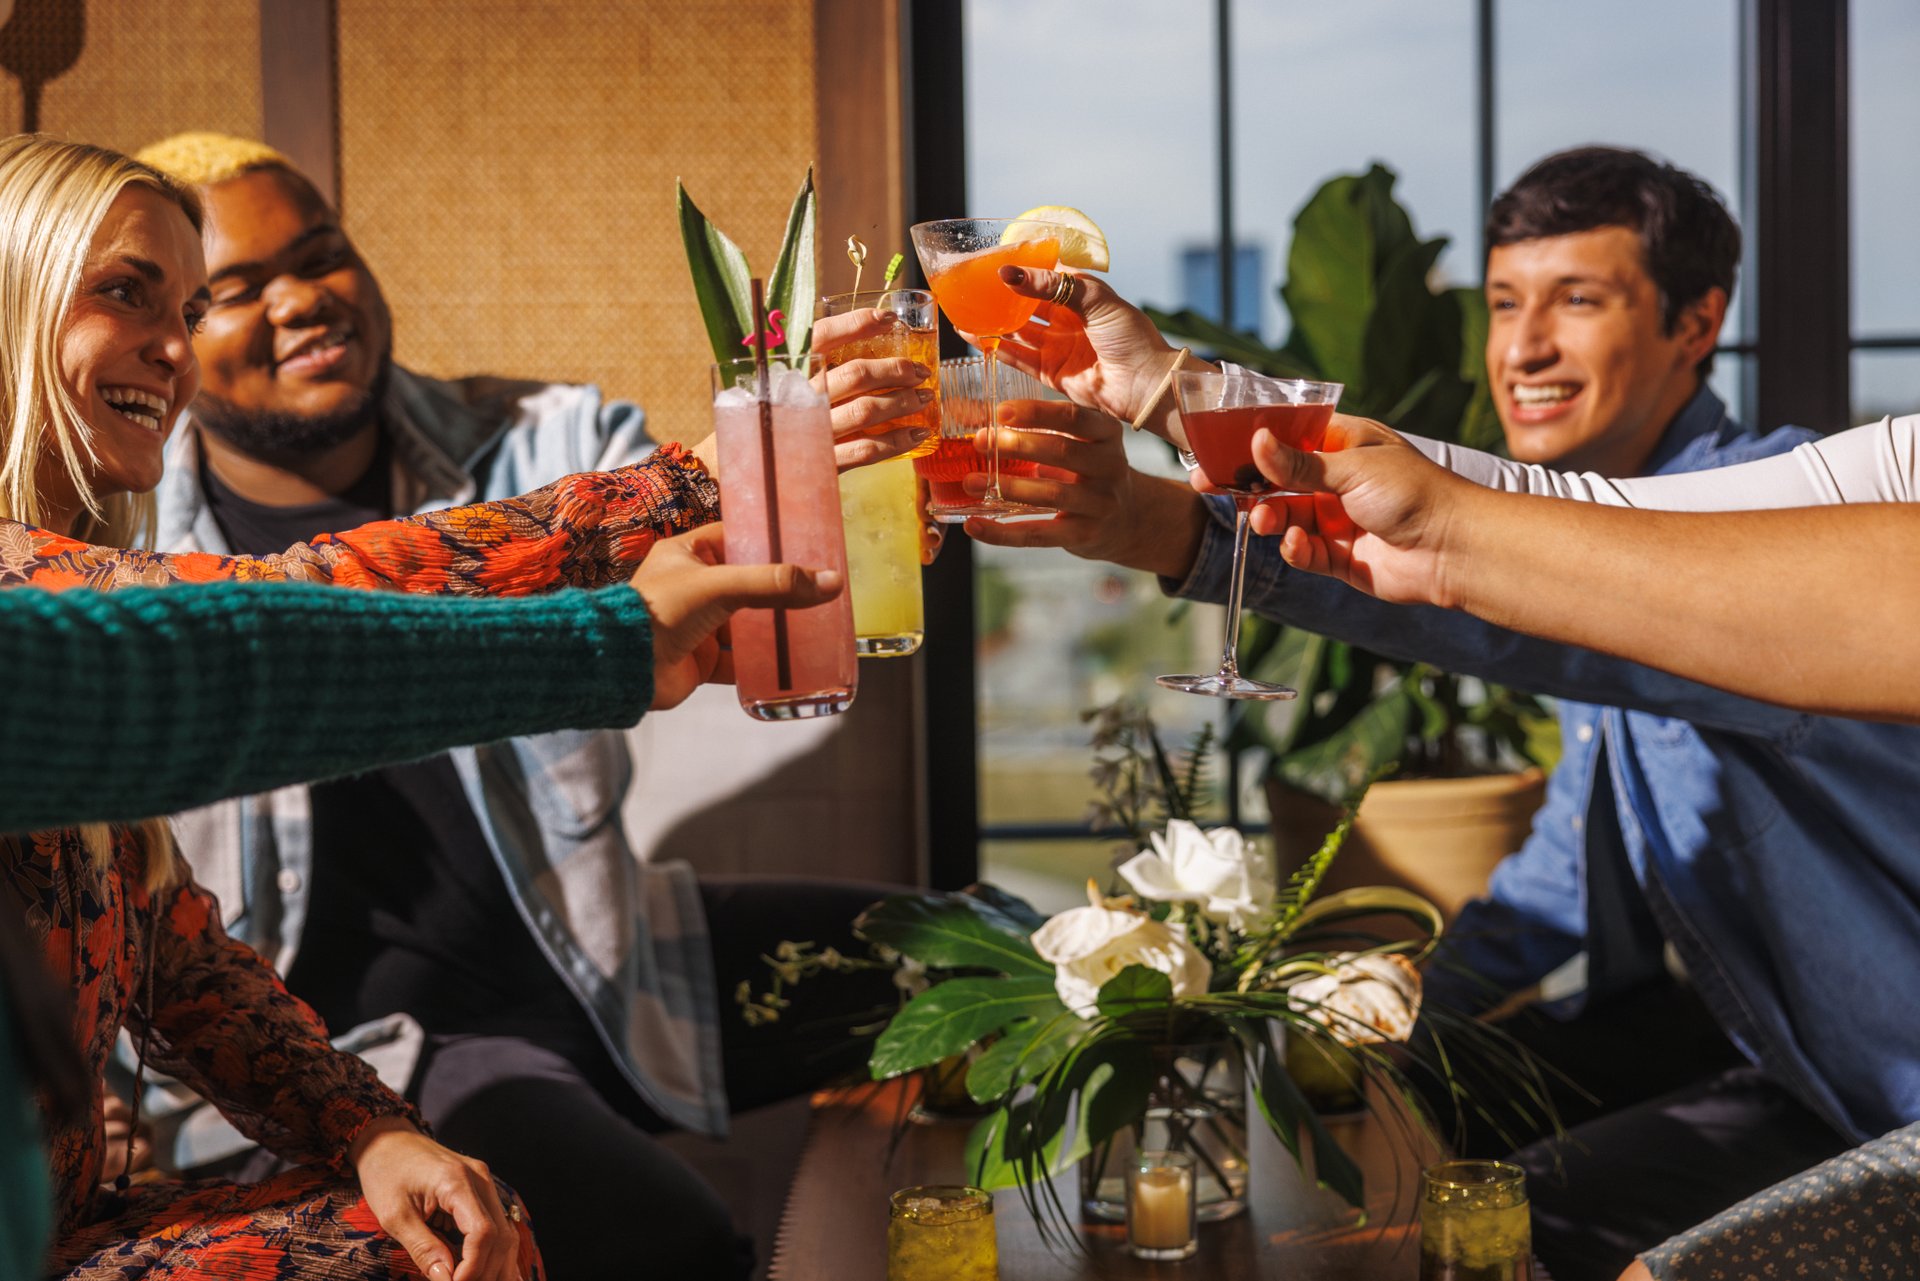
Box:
[0,580,653,834]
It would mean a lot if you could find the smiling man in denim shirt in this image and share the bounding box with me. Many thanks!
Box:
[970,147,1917,1281]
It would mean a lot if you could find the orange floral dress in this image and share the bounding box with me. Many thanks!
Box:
[5,446,717,1278]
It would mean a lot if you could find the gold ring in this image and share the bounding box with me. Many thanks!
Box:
[1049,272,1077,308]
[508,1203,523,1224]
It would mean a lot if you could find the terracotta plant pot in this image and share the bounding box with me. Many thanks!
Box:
[1265,770,1547,923]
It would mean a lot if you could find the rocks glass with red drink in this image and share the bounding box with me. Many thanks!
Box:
[1156,370,1342,699]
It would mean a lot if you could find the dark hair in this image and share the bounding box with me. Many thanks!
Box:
[1487,146,1738,374]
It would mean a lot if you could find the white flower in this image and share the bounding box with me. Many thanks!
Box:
[1030,882,1213,1019]
[1289,952,1423,1045]
[1117,820,1276,930]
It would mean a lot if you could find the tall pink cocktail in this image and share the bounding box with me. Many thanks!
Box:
[712,358,857,720]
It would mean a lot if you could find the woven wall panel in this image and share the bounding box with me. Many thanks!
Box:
[0,0,261,152]
[338,0,818,445]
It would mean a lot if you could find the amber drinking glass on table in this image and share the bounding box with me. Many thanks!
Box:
[815,289,938,656]
[910,216,1062,515]
[887,1185,997,1281]
[711,355,857,719]
[1420,1160,1532,1281]
[1157,370,1343,700]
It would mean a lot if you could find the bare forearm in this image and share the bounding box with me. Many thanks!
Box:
[1450,490,1920,721]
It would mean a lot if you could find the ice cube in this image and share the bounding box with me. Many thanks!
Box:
[769,366,826,409]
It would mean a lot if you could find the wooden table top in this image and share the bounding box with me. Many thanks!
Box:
[767,1079,1448,1280]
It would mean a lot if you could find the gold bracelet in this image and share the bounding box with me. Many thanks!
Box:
[1130,346,1192,430]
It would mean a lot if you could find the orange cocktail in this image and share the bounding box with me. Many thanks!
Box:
[921,236,1059,347]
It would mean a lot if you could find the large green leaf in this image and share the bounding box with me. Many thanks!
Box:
[1140,305,1318,378]
[964,1038,1152,1190]
[676,180,754,366]
[966,1012,1083,1104]
[1095,965,1174,1021]
[1275,682,1412,805]
[855,894,1052,977]
[869,975,1063,1079]
[960,883,1049,932]
[1233,1022,1366,1209]
[764,168,817,366]
[1453,287,1505,452]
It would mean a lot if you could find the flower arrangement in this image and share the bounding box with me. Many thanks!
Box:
[742,701,1554,1235]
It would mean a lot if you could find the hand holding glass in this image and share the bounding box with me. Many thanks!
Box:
[711,357,858,719]
[910,217,1061,516]
[815,290,937,656]
[1157,371,1342,699]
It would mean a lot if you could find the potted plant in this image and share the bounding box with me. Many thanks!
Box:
[1144,165,1559,916]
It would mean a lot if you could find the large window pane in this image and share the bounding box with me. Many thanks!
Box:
[1496,1,1743,343]
[964,0,1215,332]
[1850,0,1920,338]
[965,0,1221,905]
[1230,3,1477,343]
[1853,350,1920,425]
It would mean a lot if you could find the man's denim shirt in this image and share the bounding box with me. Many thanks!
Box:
[1169,386,1920,1144]
[149,368,726,1167]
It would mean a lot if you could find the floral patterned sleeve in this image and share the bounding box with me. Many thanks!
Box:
[126,869,417,1173]
[0,444,716,595]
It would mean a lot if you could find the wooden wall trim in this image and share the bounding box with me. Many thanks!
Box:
[259,0,339,208]
[814,0,906,292]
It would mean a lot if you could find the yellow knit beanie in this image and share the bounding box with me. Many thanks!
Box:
[133,131,294,187]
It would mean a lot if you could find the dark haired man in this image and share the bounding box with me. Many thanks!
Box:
[968,147,1910,1280]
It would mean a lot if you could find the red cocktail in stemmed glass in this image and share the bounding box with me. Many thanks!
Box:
[1157,371,1343,700]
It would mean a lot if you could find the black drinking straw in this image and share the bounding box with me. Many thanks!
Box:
[749,278,793,691]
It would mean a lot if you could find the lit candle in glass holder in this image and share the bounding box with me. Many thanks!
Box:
[1127,1149,1198,1261]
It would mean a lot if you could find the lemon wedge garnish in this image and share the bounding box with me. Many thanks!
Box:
[1002,205,1109,272]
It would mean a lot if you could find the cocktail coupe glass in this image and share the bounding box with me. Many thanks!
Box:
[1156,370,1343,699]
[910,217,1063,516]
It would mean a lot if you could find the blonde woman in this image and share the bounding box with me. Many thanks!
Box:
[0,134,551,1281]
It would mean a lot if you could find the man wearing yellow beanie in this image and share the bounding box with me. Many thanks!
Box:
[132,132,908,1281]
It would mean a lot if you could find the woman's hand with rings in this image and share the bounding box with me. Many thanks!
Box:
[969,267,1215,446]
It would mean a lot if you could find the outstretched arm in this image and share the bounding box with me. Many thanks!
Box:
[1249,418,1920,722]
[0,524,841,833]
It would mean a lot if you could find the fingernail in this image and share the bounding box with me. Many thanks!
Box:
[428,1264,452,1281]
[916,388,934,403]
[912,363,932,378]
[1000,266,1027,287]
[909,428,933,443]
[996,404,1015,425]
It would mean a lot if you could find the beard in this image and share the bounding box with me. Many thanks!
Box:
[191,356,394,461]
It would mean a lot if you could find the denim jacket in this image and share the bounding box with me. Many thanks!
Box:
[1169,387,1920,1143]
[150,367,726,1165]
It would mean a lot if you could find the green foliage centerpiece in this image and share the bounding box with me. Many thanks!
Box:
[748,704,1555,1242]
